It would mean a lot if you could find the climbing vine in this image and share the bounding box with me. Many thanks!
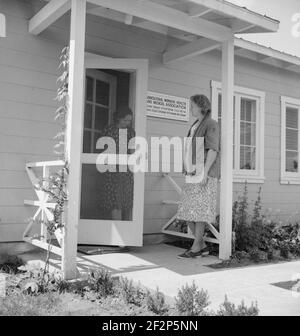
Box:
[27,47,70,277]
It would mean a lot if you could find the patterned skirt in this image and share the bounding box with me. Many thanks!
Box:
[99,171,134,211]
[176,176,218,223]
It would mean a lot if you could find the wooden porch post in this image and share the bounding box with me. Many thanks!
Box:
[219,36,234,260]
[62,0,86,280]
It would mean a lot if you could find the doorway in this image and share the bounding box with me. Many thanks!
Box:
[77,53,148,247]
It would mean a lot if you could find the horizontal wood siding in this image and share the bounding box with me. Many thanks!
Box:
[0,0,300,240]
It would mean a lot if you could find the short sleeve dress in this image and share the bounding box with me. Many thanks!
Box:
[98,124,135,212]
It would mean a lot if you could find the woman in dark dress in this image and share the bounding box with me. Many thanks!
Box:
[98,106,135,221]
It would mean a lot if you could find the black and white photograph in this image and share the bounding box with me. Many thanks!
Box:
[0,0,300,322]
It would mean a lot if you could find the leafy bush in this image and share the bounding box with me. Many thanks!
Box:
[86,268,115,299]
[271,223,300,258]
[0,255,24,274]
[146,287,169,316]
[216,296,259,316]
[232,184,300,261]
[175,282,210,316]
[117,277,146,306]
[15,265,70,295]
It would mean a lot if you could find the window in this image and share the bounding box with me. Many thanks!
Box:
[211,81,265,183]
[83,70,117,153]
[281,96,300,184]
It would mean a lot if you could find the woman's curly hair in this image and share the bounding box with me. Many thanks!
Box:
[190,94,211,116]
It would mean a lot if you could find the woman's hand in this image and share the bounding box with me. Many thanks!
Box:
[199,171,208,186]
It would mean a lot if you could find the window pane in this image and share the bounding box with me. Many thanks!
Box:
[286,151,298,172]
[95,106,109,131]
[86,76,93,102]
[240,122,256,146]
[286,107,298,129]
[83,130,92,153]
[84,103,93,129]
[96,80,109,106]
[286,128,298,151]
[241,98,256,122]
[240,146,256,170]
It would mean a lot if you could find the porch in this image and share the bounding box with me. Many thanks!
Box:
[23,0,280,280]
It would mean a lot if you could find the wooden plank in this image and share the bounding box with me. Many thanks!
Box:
[88,0,232,42]
[0,117,60,139]
[24,200,56,208]
[162,200,180,205]
[187,0,279,32]
[163,173,182,195]
[219,37,234,260]
[206,223,220,240]
[26,160,64,168]
[189,8,213,18]
[0,223,39,242]
[29,0,71,35]
[163,38,220,64]
[62,0,87,280]
[23,237,62,256]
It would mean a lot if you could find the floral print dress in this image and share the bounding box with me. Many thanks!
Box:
[98,124,135,212]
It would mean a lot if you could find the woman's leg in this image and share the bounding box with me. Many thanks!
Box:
[190,221,206,252]
[111,209,122,220]
[187,221,195,236]
[122,208,132,221]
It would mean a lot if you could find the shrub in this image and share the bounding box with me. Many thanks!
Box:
[233,183,251,252]
[175,282,210,316]
[232,184,300,262]
[216,296,259,316]
[117,277,146,306]
[146,287,169,316]
[86,268,115,299]
[0,255,24,274]
[16,265,70,295]
[271,223,300,257]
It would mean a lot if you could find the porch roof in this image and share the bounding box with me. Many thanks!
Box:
[32,0,279,40]
[30,0,294,70]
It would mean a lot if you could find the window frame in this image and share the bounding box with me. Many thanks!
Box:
[83,69,117,153]
[280,96,300,185]
[211,80,265,184]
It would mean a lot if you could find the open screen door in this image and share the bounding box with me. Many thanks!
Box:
[78,53,148,246]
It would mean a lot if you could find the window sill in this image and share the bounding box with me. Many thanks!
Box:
[217,175,265,184]
[233,176,266,184]
[280,177,300,185]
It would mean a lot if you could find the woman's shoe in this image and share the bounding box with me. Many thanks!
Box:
[200,246,210,256]
[177,249,196,259]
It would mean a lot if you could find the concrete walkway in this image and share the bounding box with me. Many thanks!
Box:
[20,243,300,316]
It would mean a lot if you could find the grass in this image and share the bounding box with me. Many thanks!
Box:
[0,254,260,316]
[0,291,158,316]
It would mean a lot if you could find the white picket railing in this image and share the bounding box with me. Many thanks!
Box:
[23,160,65,256]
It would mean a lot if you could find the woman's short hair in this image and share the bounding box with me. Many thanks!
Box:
[190,94,211,116]
[114,106,133,122]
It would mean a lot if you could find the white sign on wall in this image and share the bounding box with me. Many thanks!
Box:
[147,91,189,122]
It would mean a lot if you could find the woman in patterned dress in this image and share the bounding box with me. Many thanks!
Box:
[98,106,135,221]
[176,94,220,259]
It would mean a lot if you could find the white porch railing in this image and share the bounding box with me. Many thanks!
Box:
[161,173,220,245]
[24,160,65,256]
